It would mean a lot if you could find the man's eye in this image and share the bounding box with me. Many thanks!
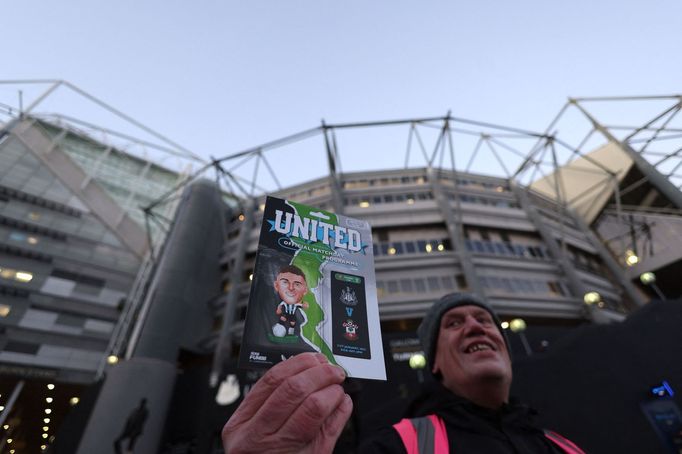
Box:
[446,320,462,328]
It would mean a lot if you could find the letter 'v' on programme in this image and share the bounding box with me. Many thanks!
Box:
[238,196,386,380]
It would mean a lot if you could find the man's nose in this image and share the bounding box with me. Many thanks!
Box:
[463,316,486,334]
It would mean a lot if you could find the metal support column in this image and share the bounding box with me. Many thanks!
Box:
[512,184,607,323]
[210,197,256,387]
[322,121,345,215]
[0,381,24,428]
[427,120,486,300]
[570,209,646,308]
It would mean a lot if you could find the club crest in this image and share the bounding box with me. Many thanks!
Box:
[340,286,358,306]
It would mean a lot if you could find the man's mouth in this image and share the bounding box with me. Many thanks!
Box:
[464,342,495,353]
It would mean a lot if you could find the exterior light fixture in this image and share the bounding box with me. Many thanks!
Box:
[625,250,639,266]
[44,418,50,424]
[583,291,601,305]
[639,271,666,300]
[47,384,55,390]
[409,353,426,370]
[387,247,396,255]
[406,198,415,205]
[107,355,119,365]
[0,304,10,317]
[44,408,52,414]
[0,406,4,411]
[501,321,510,330]
[425,244,433,253]
[2,424,8,430]
[15,271,33,282]
[359,201,370,208]
[7,438,12,443]
[509,318,526,333]
[45,397,53,403]
[43,426,49,432]
[238,214,245,221]
[437,244,445,252]
[248,274,253,281]
[640,272,656,285]
[42,433,48,439]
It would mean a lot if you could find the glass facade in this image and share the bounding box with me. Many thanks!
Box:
[0,119,185,382]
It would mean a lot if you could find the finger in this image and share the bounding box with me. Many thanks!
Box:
[230,352,328,422]
[278,383,347,443]
[316,393,354,453]
[251,361,346,433]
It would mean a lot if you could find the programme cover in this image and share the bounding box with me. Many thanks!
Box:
[238,196,386,380]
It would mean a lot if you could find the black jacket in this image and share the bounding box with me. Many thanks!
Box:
[359,382,571,453]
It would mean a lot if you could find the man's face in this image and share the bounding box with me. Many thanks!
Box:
[432,305,512,394]
[274,272,307,305]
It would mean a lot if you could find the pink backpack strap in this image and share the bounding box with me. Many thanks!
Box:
[393,418,419,454]
[392,415,450,454]
[544,430,586,454]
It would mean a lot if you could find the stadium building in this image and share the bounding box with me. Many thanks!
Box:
[0,80,198,452]
[2,82,682,452]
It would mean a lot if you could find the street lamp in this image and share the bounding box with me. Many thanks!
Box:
[640,272,666,301]
[509,318,532,356]
[409,353,426,383]
[583,291,601,306]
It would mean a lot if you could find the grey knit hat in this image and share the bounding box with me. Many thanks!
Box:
[417,293,511,373]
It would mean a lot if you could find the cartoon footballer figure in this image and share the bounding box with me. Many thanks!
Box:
[272,265,309,337]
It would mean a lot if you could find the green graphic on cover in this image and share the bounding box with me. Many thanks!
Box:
[288,201,338,365]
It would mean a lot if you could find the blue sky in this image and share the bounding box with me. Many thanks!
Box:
[2,1,681,188]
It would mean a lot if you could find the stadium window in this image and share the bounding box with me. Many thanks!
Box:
[400,279,413,293]
[473,241,485,253]
[376,281,385,296]
[427,277,441,291]
[441,276,455,290]
[392,242,404,254]
[494,242,508,255]
[483,242,496,254]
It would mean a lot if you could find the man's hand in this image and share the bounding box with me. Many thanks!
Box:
[222,352,353,454]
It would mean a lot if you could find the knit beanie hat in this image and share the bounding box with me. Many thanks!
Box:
[417,293,511,373]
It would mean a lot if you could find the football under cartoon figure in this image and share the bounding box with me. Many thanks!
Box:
[272,265,309,337]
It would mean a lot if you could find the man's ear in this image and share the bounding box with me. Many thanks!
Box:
[431,357,440,375]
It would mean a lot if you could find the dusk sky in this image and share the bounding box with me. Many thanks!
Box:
[3,1,681,189]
